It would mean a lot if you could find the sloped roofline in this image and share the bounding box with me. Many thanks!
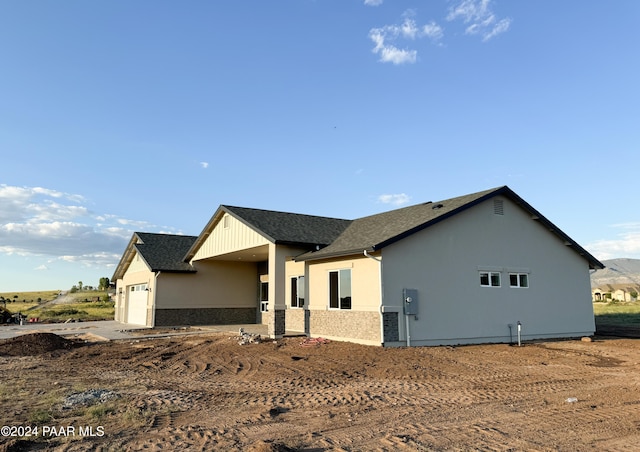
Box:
[183,205,351,262]
[183,205,273,262]
[492,187,604,270]
[295,186,604,270]
[112,232,147,281]
[184,206,229,263]
[112,232,198,281]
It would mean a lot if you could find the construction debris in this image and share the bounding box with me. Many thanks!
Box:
[300,337,330,347]
[62,389,119,409]
[235,327,262,345]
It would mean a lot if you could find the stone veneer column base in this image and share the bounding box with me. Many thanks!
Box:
[154,308,256,326]
[268,309,286,339]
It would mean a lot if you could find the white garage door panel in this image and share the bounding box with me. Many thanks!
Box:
[127,286,148,325]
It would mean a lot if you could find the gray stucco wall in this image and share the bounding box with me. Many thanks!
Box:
[381,196,595,346]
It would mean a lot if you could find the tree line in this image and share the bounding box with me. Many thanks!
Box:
[69,277,111,293]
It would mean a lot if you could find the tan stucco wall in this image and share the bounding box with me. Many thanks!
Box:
[306,255,381,312]
[381,195,596,346]
[303,255,382,344]
[155,260,258,309]
[115,265,155,327]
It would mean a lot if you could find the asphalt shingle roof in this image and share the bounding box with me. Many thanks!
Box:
[222,206,352,247]
[296,187,499,260]
[134,233,198,272]
[296,186,604,270]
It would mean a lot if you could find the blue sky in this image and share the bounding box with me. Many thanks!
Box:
[1,0,639,291]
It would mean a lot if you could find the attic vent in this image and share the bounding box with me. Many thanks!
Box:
[432,203,444,210]
[493,199,504,215]
[223,215,230,228]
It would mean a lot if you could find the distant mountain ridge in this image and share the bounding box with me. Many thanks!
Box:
[591,258,640,288]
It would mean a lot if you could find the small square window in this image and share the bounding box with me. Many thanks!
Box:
[480,272,501,287]
[509,273,529,288]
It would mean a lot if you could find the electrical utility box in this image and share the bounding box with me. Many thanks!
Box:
[403,288,419,315]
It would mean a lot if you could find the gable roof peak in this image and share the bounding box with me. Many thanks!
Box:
[295,185,603,270]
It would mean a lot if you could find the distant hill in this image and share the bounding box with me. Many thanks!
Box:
[591,258,640,289]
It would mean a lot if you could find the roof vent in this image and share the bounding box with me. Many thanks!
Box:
[432,203,444,210]
[494,199,504,215]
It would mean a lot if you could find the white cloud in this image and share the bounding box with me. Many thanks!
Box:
[0,184,86,224]
[35,265,49,271]
[200,162,209,169]
[369,14,443,65]
[447,0,511,41]
[0,184,174,266]
[378,193,411,206]
[586,223,640,260]
[116,218,155,229]
[422,21,445,40]
[364,0,383,5]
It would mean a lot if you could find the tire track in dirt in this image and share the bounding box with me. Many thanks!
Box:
[10,334,640,451]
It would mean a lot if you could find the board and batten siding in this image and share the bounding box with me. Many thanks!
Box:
[127,252,149,273]
[191,213,270,261]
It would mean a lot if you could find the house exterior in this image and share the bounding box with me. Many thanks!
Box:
[112,233,198,325]
[592,285,640,302]
[112,186,604,346]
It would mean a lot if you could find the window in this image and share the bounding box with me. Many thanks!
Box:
[480,272,501,287]
[329,269,351,309]
[509,273,529,288]
[291,276,305,308]
[260,282,268,312]
[130,284,147,292]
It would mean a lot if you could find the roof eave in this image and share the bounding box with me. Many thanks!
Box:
[373,186,509,251]
[295,247,375,262]
[368,185,604,271]
[111,233,144,281]
[148,268,197,274]
[503,188,605,270]
[183,205,278,262]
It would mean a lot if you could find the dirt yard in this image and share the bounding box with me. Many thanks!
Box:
[1,329,640,451]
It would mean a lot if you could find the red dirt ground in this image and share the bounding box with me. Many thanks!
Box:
[1,329,640,451]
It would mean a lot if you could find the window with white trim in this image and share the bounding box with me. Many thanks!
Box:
[480,271,501,287]
[260,282,268,312]
[329,269,351,310]
[291,276,305,308]
[509,273,529,288]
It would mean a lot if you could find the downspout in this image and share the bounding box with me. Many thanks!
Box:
[151,271,160,327]
[364,250,384,346]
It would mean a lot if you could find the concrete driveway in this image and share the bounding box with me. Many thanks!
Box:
[0,321,279,341]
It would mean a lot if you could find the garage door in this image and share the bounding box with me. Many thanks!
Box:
[127,284,148,325]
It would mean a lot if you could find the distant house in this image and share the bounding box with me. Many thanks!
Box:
[593,285,640,302]
[112,186,604,346]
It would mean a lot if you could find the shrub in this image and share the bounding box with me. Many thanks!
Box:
[29,409,53,424]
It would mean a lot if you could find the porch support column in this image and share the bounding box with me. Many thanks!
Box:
[268,242,287,339]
